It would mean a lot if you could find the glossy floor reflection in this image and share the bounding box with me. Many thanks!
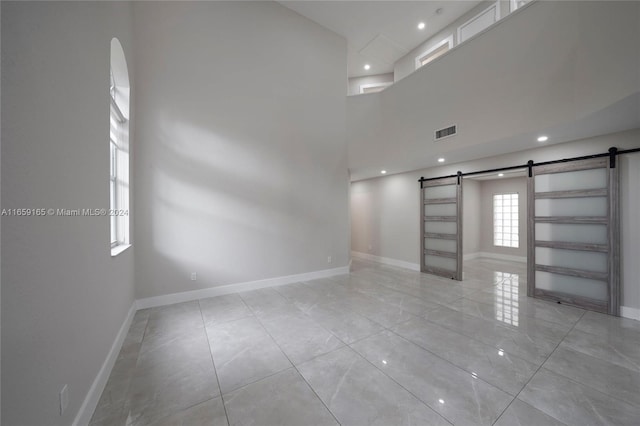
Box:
[91,258,640,425]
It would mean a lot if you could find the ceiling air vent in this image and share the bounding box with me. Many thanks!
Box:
[435,125,457,141]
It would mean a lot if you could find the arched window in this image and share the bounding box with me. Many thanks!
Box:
[110,38,130,254]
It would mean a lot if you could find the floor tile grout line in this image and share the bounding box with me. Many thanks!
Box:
[89,313,150,425]
[272,279,442,347]
[299,277,453,328]
[348,262,528,423]
[381,324,529,398]
[414,313,546,367]
[248,285,355,347]
[491,309,588,426]
[441,302,580,336]
[300,268,527,356]
[270,280,401,348]
[198,299,232,426]
[372,278,494,309]
[335,265,518,423]
[422,302,571,346]
[199,293,256,327]
[112,312,152,423]
[240,297,344,426]
[532,320,640,410]
[448,294,586,330]
[535,362,640,410]
[346,340,455,426]
[252,285,383,358]
[149,396,221,425]
[348,273,488,304]
[346,259,578,424]
[272,266,561,381]
[93,260,613,426]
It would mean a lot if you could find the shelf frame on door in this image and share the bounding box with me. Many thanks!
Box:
[527,156,620,315]
[420,175,463,280]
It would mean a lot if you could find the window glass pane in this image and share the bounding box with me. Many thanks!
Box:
[536,247,607,273]
[535,271,607,301]
[424,184,457,199]
[425,221,456,234]
[110,143,117,178]
[419,43,450,67]
[535,197,607,217]
[109,61,129,248]
[425,203,456,216]
[110,179,116,211]
[535,223,607,244]
[110,179,117,243]
[361,85,386,94]
[424,238,457,253]
[494,193,519,248]
[425,255,456,271]
[459,4,498,43]
[111,215,117,244]
[535,168,607,192]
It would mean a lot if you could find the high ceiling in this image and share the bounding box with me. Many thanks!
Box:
[279,1,481,78]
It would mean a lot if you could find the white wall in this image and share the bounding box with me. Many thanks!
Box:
[394,1,509,82]
[350,129,640,312]
[620,153,640,315]
[351,173,419,264]
[132,1,349,300]
[348,0,640,181]
[348,73,394,96]
[462,179,481,255]
[1,2,135,425]
[1,2,3,417]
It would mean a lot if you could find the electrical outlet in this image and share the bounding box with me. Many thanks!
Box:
[60,385,69,416]
[190,272,197,281]
[327,256,332,263]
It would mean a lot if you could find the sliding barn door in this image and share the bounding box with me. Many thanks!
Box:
[421,175,463,280]
[528,157,620,315]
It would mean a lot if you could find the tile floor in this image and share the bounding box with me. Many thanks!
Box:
[91,258,640,425]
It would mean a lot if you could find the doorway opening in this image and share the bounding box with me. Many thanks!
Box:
[420,146,633,316]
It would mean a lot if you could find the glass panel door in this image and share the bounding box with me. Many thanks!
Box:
[528,157,620,315]
[421,176,462,280]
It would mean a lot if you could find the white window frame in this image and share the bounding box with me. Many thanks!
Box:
[510,0,530,13]
[493,193,519,248]
[109,38,131,256]
[359,82,392,94]
[457,1,500,44]
[414,36,454,70]
[110,95,125,248]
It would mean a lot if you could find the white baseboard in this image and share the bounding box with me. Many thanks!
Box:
[463,252,481,260]
[135,265,350,310]
[351,251,420,272]
[621,306,640,321]
[73,301,136,426]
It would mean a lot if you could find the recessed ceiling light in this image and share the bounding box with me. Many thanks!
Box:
[418,22,426,30]
[437,158,445,163]
[498,173,504,177]
[537,135,549,142]
[381,170,387,174]
[364,64,371,70]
